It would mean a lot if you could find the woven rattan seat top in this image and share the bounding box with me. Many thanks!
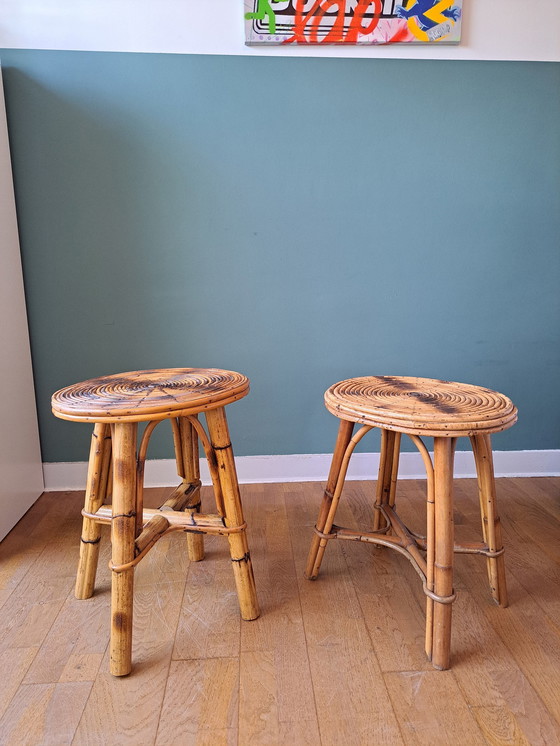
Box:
[324,376,517,437]
[52,368,249,423]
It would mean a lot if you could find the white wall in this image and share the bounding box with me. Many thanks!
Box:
[0,67,44,541]
[0,0,558,61]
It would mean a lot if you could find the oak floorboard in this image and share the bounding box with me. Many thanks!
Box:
[239,485,319,740]
[0,492,83,615]
[0,550,42,601]
[172,535,240,661]
[239,649,321,745]
[343,481,432,673]
[171,485,244,662]
[0,573,74,653]
[0,647,38,721]
[489,479,560,565]
[0,589,13,611]
[471,705,542,746]
[449,590,560,745]
[499,537,560,623]
[155,658,238,746]
[384,670,486,746]
[286,482,404,746]
[0,478,558,745]
[459,555,560,726]
[504,476,560,525]
[22,588,109,685]
[0,681,92,746]
[72,580,184,745]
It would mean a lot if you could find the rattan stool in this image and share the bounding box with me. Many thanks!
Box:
[52,368,260,676]
[305,376,517,670]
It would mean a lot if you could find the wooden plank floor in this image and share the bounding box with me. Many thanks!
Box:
[0,477,559,745]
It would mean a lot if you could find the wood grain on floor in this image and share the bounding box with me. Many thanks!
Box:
[0,477,558,745]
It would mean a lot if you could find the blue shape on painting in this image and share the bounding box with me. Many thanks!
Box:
[395,1,462,31]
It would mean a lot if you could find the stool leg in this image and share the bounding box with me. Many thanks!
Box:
[431,437,456,671]
[470,434,508,607]
[388,432,401,510]
[176,417,205,562]
[373,429,400,531]
[75,423,112,599]
[110,422,138,676]
[305,419,354,579]
[205,407,260,621]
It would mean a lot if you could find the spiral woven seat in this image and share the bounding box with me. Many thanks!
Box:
[325,376,517,437]
[52,368,249,423]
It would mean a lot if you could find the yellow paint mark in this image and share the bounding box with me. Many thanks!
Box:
[408,19,429,42]
[403,0,457,43]
[425,0,455,25]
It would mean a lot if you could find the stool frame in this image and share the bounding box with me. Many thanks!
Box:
[75,407,259,676]
[305,422,508,670]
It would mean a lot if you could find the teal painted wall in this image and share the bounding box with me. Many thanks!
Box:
[1,51,559,461]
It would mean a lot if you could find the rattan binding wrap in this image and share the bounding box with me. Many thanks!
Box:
[325,376,517,437]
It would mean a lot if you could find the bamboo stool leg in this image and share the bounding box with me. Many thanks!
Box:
[109,422,138,677]
[431,437,456,671]
[205,407,260,621]
[305,419,355,579]
[373,429,399,532]
[176,417,204,562]
[470,433,508,607]
[388,432,401,510]
[75,423,112,600]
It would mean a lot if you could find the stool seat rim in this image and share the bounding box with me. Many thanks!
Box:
[325,375,517,437]
[52,368,249,423]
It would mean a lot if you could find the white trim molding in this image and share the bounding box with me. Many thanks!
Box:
[42,449,560,492]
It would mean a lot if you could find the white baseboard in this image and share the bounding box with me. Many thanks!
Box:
[42,449,560,492]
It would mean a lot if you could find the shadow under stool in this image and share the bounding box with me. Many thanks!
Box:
[305,375,517,670]
[52,368,260,676]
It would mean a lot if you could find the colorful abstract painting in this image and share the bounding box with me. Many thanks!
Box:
[245,1,463,45]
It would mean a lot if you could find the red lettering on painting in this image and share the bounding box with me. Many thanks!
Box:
[345,1,382,43]
[283,0,382,45]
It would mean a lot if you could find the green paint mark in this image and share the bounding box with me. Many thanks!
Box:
[245,0,278,35]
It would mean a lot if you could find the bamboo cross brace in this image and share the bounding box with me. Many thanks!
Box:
[160,480,202,512]
[84,505,246,533]
[317,523,429,583]
[411,535,505,557]
[376,504,428,576]
[316,503,429,579]
[110,514,170,572]
[108,512,248,573]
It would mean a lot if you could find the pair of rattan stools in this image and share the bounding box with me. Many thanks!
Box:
[52,369,517,675]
